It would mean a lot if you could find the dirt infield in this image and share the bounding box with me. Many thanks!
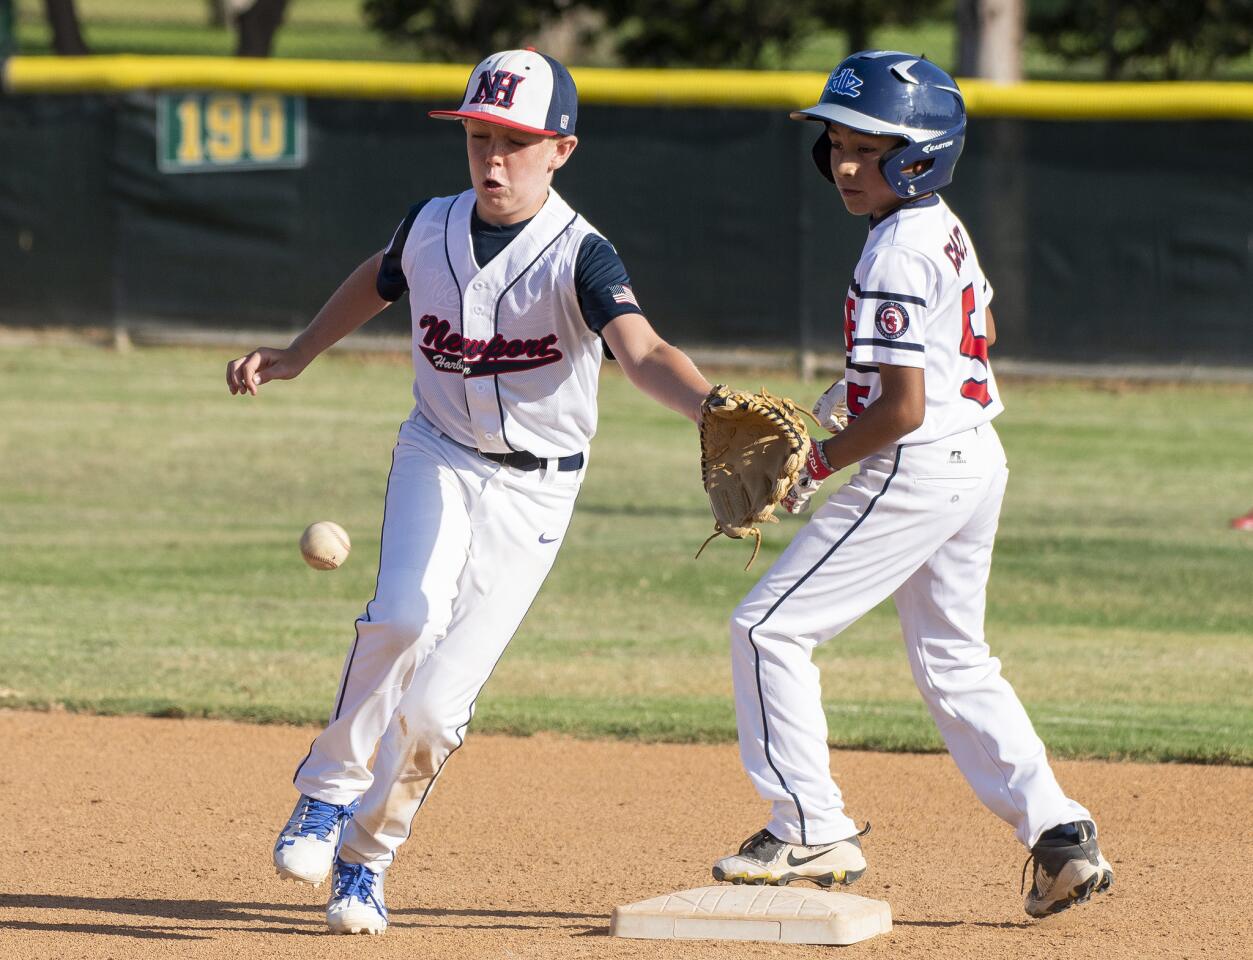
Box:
[1,711,1247,959]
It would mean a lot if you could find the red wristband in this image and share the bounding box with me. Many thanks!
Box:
[806,440,834,481]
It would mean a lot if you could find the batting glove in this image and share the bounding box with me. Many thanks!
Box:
[813,379,849,434]
[782,439,836,515]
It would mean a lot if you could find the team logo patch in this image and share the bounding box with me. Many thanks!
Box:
[827,67,863,98]
[874,301,910,340]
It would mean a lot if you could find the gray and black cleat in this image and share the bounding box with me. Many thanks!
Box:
[1023,820,1114,918]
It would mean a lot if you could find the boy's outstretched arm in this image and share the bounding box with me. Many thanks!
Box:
[602,313,711,423]
[226,251,388,396]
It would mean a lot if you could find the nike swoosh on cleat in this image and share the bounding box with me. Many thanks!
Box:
[786,845,839,867]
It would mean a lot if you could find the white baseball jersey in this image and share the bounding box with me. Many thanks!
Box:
[394,188,609,458]
[842,195,1003,444]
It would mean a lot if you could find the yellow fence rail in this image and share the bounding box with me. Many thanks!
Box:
[6,55,1253,119]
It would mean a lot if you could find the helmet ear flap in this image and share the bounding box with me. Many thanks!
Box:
[811,129,834,183]
[878,139,910,194]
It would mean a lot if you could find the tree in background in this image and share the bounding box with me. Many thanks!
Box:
[813,0,947,60]
[362,0,950,69]
[0,0,14,57]
[957,0,1025,81]
[235,0,290,57]
[39,0,288,57]
[362,0,574,62]
[43,0,88,54]
[588,0,949,68]
[1028,0,1253,79]
[207,0,230,28]
[594,0,810,68]
[206,0,292,56]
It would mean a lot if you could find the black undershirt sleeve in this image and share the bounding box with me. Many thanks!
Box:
[574,233,641,335]
[376,199,430,302]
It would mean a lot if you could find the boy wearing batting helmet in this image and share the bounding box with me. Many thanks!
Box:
[227,49,712,934]
[712,51,1114,919]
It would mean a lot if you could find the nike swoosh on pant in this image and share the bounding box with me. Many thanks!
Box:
[538,534,559,544]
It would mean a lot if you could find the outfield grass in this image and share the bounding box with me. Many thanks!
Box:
[1,343,1251,763]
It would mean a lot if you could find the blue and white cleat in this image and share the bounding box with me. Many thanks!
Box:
[272,795,358,886]
[326,857,388,935]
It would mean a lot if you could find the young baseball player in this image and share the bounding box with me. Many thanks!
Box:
[711,51,1114,919]
[226,49,710,935]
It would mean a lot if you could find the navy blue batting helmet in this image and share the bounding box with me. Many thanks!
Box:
[791,50,966,199]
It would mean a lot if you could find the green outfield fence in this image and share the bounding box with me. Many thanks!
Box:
[2,56,1251,364]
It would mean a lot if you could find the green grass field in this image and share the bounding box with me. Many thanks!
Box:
[14,0,1253,79]
[1,342,1251,764]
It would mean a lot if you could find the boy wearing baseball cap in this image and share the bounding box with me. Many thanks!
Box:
[227,49,712,934]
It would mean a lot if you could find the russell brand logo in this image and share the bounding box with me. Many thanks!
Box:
[418,315,563,377]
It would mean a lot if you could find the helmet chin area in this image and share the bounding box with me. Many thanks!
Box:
[880,123,965,198]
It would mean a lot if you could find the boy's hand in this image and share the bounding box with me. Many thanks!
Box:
[813,379,849,433]
[782,439,836,514]
[226,346,307,396]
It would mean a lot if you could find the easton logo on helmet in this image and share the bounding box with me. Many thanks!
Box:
[922,139,954,153]
[469,70,526,109]
[874,301,910,340]
[826,67,863,98]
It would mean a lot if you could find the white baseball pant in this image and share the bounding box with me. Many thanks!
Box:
[293,414,583,870]
[731,424,1090,850]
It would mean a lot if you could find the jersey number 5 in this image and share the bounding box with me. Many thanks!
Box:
[958,284,993,408]
[841,297,872,417]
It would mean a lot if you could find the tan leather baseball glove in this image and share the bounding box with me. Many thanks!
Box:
[697,385,812,569]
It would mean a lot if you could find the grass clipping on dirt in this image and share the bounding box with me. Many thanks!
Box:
[0,343,1250,764]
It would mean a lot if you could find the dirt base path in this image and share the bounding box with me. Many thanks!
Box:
[0,711,1247,959]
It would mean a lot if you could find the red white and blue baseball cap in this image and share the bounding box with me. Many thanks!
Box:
[429,49,578,137]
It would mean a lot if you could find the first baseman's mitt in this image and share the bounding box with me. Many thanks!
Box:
[697,385,811,569]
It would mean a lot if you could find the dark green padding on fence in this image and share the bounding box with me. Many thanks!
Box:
[1,92,1249,364]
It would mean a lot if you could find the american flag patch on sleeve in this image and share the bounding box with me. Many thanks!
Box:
[610,284,639,308]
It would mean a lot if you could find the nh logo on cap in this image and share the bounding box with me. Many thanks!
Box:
[827,67,863,98]
[470,70,526,109]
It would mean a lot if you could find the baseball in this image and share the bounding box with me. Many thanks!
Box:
[300,521,351,570]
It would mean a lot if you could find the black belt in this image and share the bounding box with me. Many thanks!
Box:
[439,431,583,472]
[480,449,584,472]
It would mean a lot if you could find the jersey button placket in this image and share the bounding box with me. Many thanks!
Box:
[462,284,504,451]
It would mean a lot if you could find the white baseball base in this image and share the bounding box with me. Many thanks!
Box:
[610,885,891,945]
